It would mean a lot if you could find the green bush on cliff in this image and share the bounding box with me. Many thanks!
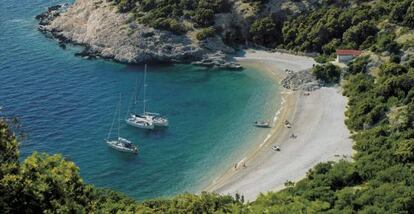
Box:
[151,18,188,34]
[196,27,216,40]
[112,0,229,33]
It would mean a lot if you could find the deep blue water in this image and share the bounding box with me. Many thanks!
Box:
[0,0,280,199]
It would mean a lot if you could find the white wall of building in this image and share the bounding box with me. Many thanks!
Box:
[336,55,354,63]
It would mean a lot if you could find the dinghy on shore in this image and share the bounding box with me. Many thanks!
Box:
[254,121,271,128]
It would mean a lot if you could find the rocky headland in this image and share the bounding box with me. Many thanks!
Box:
[36,0,241,69]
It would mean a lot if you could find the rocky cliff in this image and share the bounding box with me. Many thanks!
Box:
[38,0,236,65]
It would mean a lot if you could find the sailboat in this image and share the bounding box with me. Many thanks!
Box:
[106,94,139,154]
[126,64,168,129]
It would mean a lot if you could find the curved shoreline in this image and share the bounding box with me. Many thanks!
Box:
[204,50,353,201]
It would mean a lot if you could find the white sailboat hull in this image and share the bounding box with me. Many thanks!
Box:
[125,115,154,129]
[144,113,169,127]
[126,65,169,129]
[106,138,138,154]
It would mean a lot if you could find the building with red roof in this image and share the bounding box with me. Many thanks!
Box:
[336,49,363,63]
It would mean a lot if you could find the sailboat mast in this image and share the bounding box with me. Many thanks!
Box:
[107,95,118,141]
[118,94,121,139]
[143,64,147,114]
[134,76,139,114]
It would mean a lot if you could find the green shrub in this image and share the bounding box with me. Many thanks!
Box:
[196,27,215,40]
[151,18,187,34]
[374,32,401,54]
[315,54,334,63]
[347,56,370,75]
[312,63,342,84]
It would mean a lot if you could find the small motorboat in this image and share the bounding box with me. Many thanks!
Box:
[254,121,271,128]
[272,145,281,151]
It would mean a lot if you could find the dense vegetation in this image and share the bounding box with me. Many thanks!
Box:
[111,0,230,34]
[110,0,413,51]
[256,0,413,55]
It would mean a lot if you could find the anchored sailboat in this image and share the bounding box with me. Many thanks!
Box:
[106,94,139,154]
[126,64,168,129]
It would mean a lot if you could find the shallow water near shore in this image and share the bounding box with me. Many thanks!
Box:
[0,0,280,199]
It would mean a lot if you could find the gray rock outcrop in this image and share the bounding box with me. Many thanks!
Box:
[281,70,320,91]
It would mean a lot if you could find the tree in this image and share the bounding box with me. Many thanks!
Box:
[0,118,20,212]
[249,16,281,46]
[403,1,414,28]
[196,27,215,40]
[374,32,401,54]
[193,8,215,27]
[312,63,342,84]
[342,21,378,49]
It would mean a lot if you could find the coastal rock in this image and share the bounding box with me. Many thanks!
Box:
[281,70,320,91]
[192,51,242,70]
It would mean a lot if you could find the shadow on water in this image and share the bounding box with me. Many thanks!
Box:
[143,128,169,139]
[124,63,173,72]
[125,125,169,138]
[124,63,220,84]
[107,148,141,162]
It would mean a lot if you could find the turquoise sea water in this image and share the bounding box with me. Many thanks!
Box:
[0,0,280,200]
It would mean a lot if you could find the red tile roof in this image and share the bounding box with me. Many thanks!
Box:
[336,49,363,56]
